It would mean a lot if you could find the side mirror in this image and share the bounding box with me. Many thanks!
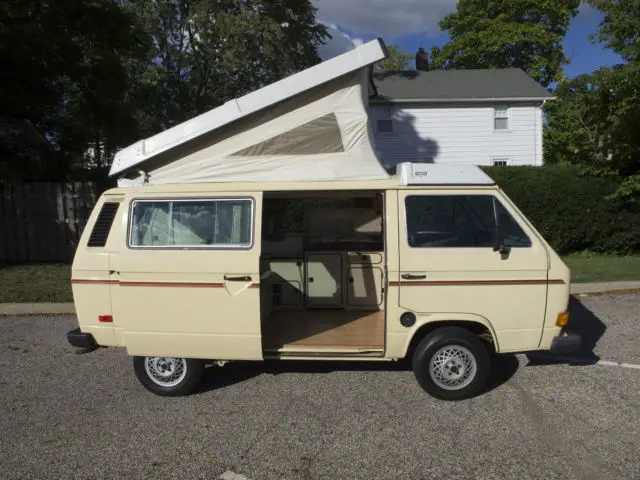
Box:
[491,198,511,258]
[492,224,503,252]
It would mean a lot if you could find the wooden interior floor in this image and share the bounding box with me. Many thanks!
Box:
[262,310,385,352]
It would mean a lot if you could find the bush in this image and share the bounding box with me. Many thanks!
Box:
[482,165,640,254]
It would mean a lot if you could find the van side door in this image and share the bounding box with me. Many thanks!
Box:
[113,192,263,360]
[396,189,551,352]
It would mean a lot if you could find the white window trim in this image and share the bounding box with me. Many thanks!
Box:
[127,197,255,250]
[493,105,510,132]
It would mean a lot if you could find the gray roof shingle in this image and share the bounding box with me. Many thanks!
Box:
[372,68,553,102]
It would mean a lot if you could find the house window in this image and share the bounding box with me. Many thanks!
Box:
[492,158,510,166]
[494,106,509,130]
[376,107,393,133]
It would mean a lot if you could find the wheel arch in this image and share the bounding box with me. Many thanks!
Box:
[402,314,499,359]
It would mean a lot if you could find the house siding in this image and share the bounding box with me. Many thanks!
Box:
[370,102,544,168]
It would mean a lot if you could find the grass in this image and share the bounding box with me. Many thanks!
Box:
[563,253,640,283]
[1,254,640,303]
[0,264,72,303]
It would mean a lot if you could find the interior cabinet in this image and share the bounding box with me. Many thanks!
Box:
[264,251,384,311]
[305,253,343,307]
[347,267,383,307]
[263,259,304,310]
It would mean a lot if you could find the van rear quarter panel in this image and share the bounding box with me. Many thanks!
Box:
[71,196,121,346]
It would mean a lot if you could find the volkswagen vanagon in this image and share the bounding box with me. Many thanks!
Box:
[67,162,578,400]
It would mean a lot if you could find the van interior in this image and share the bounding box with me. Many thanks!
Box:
[260,191,385,356]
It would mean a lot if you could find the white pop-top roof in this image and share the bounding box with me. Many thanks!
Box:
[110,38,388,180]
[396,162,495,186]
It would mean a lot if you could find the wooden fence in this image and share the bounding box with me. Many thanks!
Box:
[0,182,98,263]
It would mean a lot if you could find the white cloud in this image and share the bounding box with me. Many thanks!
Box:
[313,0,457,39]
[317,23,363,60]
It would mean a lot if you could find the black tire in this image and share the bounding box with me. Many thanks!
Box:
[412,326,491,400]
[133,356,205,397]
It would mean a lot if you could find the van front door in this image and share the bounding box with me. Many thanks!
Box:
[114,192,263,360]
[396,190,550,352]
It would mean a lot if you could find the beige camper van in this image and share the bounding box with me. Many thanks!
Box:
[67,162,578,400]
[66,39,578,400]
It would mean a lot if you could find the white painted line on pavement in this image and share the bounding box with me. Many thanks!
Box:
[596,360,640,370]
[543,355,640,370]
[219,471,252,480]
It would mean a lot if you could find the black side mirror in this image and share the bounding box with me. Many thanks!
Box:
[492,224,503,252]
[493,225,511,257]
[491,198,510,257]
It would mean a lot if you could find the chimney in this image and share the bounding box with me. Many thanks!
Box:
[416,47,429,71]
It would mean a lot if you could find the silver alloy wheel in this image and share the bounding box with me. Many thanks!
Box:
[429,345,477,390]
[144,357,187,387]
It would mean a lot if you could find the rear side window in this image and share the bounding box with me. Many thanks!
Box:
[405,195,531,248]
[87,202,120,247]
[129,198,253,248]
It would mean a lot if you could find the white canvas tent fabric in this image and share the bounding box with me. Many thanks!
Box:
[111,39,389,185]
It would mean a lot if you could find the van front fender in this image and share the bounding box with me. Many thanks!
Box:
[393,312,499,359]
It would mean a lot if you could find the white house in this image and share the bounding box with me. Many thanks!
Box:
[369,69,554,168]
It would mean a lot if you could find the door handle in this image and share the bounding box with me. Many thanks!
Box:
[401,273,427,280]
[224,275,252,282]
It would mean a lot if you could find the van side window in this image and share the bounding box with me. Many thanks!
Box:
[405,195,531,248]
[129,199,253,248]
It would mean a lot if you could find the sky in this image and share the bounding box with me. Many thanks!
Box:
[313,0,622,78]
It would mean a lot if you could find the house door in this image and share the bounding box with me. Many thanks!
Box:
[114,192,263,360]
[397,190,549,352]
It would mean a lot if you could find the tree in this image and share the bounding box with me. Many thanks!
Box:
[543,1,640,203]
[590,0,640,62]
[0,0,148,178]
[430,0,580,87]
[0,0,328,179]
[584,0,640,202]
[544,71,615,167]
[376,45,412,71]
[122,0,328,132]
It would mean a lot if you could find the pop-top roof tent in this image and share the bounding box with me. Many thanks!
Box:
[110,39,392,186]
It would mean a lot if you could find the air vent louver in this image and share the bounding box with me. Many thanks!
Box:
[87,202,119,247]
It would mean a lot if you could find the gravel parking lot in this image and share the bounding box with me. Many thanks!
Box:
[1,294,639,480]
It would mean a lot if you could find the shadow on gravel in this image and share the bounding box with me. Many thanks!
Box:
[526,296,607,367]
[194,354,519,398]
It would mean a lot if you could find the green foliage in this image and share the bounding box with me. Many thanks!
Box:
[544,63,640,181]
[123,0,327,131]
[483,166,640,254]
[0,0,327,180]
[0,0,149,179]
[431,0,580,87]
[590,0,640,62]
[376,45,412,71]
[543,1,640,204]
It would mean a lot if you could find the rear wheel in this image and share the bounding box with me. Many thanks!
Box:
[133,356,204,396]
[412,326,490,400]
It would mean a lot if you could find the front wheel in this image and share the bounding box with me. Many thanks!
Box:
[412,326,491,400]
[133,356,204,396]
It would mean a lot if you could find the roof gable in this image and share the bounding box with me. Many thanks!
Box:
[372,68,553,103]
